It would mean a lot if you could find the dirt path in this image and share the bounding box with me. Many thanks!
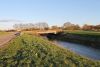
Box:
[0,32,17,47]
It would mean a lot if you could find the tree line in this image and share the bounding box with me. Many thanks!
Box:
[13,22,100,31]
[13,22,49,31]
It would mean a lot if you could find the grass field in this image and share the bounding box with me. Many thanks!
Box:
[0,34,100,67]
[64,30,100,36]
[0,32,11,37]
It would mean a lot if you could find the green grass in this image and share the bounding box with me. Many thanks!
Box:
[0,34,100,67]
[64,30,100,35]
[0,32,10,36]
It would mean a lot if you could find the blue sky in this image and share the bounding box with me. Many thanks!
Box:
[0,0,100,29]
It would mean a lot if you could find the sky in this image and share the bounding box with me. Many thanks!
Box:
[0,0,100,30]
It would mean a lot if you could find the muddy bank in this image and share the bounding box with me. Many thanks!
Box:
[47,32,100,49]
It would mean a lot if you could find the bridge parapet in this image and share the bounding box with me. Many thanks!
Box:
[37,31,57,34]
[23,30,62,35]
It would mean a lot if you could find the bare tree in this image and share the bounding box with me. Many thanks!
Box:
[13,22,49,30]
[62,22,80,30]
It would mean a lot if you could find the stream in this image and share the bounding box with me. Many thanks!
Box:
[54,41,100,60]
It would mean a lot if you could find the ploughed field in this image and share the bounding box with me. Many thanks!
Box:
[0,34,100,67]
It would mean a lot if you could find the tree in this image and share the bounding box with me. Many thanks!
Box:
[51,25,60,30]
[13,22,49,31]
[63,22,73,29]
[63,22,80,30]
[82,24,93,31]
[35,22,49,30]
[95,25,100,31]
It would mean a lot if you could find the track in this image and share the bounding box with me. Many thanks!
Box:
[0,32,18,47]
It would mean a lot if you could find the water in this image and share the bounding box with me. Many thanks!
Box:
[54,41,100,60]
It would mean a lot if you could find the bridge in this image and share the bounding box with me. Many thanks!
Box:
[23,30,62,35]
[37,30,57,34]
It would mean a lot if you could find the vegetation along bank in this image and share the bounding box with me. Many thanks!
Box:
[47,31,100,49]
[0,34,100,67]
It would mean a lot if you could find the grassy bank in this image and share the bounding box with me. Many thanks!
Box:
[0,34,100,67]
[47,30,100,49]
[64,30,100,35]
